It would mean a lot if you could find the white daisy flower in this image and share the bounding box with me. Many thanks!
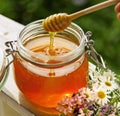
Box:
[100,78,118,91]
[92,87,110,105]
[103,69,116,81]
[83,88,94,102]
[98,70,118,91]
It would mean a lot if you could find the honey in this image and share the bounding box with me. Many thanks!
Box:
[14,35,88,108]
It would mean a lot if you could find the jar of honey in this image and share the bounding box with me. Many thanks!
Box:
[13,20,88,114]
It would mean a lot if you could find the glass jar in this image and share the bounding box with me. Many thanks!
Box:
[13,20,88,113]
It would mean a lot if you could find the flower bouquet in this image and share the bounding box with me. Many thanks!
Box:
[56,63,120,116]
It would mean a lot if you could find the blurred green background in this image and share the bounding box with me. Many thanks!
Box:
[0,0,120,74]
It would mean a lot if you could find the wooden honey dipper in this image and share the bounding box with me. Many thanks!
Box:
[43,0,120,32]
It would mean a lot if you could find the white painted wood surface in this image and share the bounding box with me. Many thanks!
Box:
[0,14,35,116]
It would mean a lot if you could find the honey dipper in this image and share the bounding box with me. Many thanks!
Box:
[43,0,120,32]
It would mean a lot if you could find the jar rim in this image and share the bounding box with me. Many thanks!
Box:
[17,20,86,67]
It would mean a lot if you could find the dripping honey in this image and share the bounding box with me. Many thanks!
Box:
[14,34,88,108]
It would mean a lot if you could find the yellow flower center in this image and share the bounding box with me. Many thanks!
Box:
[105,81,112,87]
[98,91,106,99]
[84,93,89,98]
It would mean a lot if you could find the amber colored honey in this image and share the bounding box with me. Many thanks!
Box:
[14,36,88,108]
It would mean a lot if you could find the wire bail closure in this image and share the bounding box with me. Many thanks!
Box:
[85,31,106,69]
[5,41,17,68]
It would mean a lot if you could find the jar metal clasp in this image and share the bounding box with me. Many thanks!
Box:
[85,31,106,69]
[5,41,17,68]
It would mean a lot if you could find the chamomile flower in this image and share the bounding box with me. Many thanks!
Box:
[82,88,94,102]
[93,87,110,105]
[103,69,116,80]
[100,77,118,91]
[98,70,118,91]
